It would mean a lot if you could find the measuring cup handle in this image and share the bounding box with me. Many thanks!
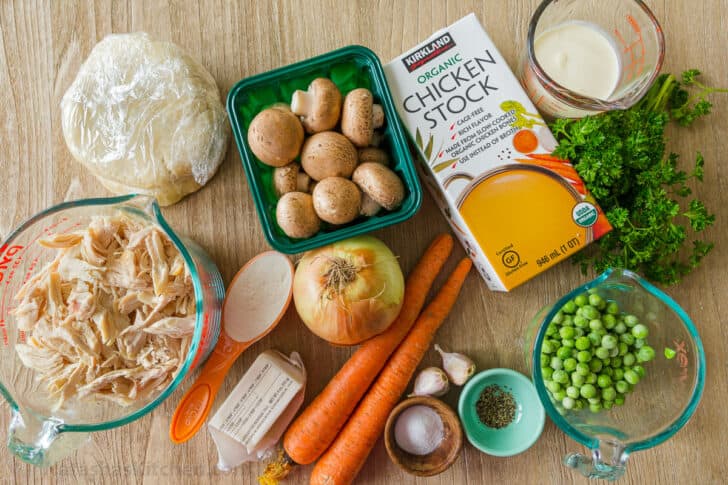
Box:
[169,332,247,444]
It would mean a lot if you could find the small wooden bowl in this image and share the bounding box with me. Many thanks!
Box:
[384,396,463,477]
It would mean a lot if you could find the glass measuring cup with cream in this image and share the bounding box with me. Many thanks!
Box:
[169,251,295,444]
[519,0,664,118]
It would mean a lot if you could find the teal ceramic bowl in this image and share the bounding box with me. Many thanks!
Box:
[458,368,545,457]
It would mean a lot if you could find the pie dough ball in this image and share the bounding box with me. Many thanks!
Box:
[61,33,230,206]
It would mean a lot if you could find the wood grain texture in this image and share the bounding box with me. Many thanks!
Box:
[1,0,727,483]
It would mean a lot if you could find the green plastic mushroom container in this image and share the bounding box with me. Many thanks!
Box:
[227,45,422,254]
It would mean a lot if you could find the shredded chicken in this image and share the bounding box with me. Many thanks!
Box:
[11,215,195,410]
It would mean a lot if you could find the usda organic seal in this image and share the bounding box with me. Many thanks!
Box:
[572,202,598,227]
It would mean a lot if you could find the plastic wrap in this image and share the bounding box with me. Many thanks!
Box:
[61,32,229,206]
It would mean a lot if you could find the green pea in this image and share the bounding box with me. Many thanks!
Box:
[619,333,635,345]
[573,315,589,328]
[618,342,629,356]
[634,338,645,349]
[571,372,586,387]
[595,347,610,359]
[638,345,655,362]
[586,372,598,384]
[587,332,601,346]
[589,402,603,413]
[623,353,636,367]
[614,322,627,334]
[610,357,622,368]
[562,397,575,409]
[576,350,592,363]
[554,369,570,384]
[601,357,611,367]
[546,324,557,336]
[597,374,612,388]
[546,380,562,393]
[632,323,649,339]
[552,311,564,324]
[580,384,597,398]
[589,360,603,373]
[587,397,601,404]
[562,300,577,314]
[576,363,590,376]
[556,347,572,359]
[560,326,575,339]
[609,346,620,358]
[554,390,567,402]
[589,319,603,331]
[616,380,630,394]
[542,367,554,380]
[624,370,640,385]
[550,356,563,370]
[574,294,588,307]
[606,301,620,315]
[575,336,591,350]
[624,314,639,327]
[603,400,614,410]
[562,338,575,348]
[566,386,580,399]
[588,293,603,307]
[602,386,617,401]
[601,335,618,350]
[542,341,555,354]
[613,368,624,381]
[603,314,617,329]
[541,353,549,367]
[574,399,586,410]
[664,347,677,359]
[603,367,614,377]
[574,327,585,337]
[562,315,574,327]
[563,358,578,372]
[633,365,646,378]
[614,396,625,406]
[582,305,599,320]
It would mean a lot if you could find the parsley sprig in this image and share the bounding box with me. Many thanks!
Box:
[550,70,724,285]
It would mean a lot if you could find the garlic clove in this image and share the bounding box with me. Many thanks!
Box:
[409,367,450,397]
[434,344,476,386]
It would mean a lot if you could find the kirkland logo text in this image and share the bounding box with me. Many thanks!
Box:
[402,33,456,72]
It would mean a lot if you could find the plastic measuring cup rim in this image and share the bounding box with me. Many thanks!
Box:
[526,0,666,111]
[0,194,207,433]
[531,268,706,453]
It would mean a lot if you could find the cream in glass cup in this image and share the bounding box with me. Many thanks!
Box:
[519,0,665,119]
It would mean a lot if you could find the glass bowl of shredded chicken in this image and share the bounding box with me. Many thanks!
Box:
[0,195,224,465]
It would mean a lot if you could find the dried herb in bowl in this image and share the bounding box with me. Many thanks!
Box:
[476,384,516,429]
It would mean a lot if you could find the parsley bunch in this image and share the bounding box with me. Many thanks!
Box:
[550,70,725,285]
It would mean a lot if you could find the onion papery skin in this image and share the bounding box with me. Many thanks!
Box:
[293,236,404,345]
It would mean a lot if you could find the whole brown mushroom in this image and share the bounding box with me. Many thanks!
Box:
[276,192,321,238]
[341,88,385,147]
[358,147,390,166]
[291,78,342,134]
[352,162,405,211]
[300,131,357,181]
[312,177,361,225]
[247,106,304,167]
[273,163,312,197]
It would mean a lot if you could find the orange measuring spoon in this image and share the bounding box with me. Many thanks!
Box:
[169,251,294,444]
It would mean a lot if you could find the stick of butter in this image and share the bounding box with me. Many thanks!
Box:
[208,350,306,470]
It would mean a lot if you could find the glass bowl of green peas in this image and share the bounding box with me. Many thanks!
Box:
[527,268,705,481]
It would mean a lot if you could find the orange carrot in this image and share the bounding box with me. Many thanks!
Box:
[310,258,473,485]
[282,234,454,465]
[512,129,538,153]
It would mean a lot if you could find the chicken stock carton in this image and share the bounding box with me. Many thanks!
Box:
[384,13,611,291]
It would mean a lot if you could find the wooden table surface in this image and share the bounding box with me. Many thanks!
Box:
[1,1,727,484]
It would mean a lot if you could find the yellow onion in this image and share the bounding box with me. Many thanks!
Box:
[293,235,404,345]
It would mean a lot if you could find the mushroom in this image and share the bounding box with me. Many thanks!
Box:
[273,163,312,197]
[352,162,405,211]
[247,106,304,167]
[312,177,361,225]
[360,192,382,217]
[341,88,385,147]
[300,131,357,181]
[291,78,342,134]
[358,147,389,166]
[276,192,321,238]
